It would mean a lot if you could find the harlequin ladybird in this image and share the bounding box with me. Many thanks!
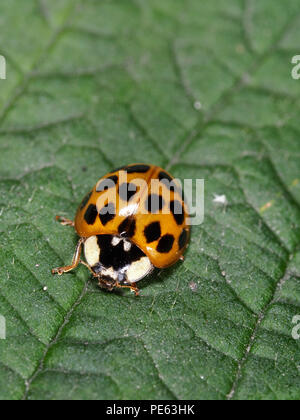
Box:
[52,164,190,295]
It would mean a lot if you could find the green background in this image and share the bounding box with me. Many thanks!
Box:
[0,0,300,400]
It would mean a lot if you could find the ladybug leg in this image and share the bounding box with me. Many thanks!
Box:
[115,282,140,296]
[80,260,98,276]
[55,215,75,227]
[52,238,84,275]
[130,283,140,296]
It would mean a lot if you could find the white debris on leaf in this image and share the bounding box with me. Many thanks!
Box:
[189,281,198,292]
[213,194,228,206]
[194,101,202,110]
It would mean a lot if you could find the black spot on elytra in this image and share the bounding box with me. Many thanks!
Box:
[99,202,116,226]
[145,194,165,213]
[109,164,150,174]
[125,164,151,173]
[84,204,98,225]
[118,217,136,238]
[144,222,161,243]
[170,200,184,225]
[157,234,175,253]
[96,175,118,192]
[158,171,173,183]
[109,165,128,173]
[80,191,92,210]
[119,182,138,201]
[179,228,188,249]
[158,171,182,195]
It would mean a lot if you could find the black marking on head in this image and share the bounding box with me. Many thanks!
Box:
[96,175,118,192]
[144,221,161,243]
[118,217,136,238]
[170,200,184,225]
[157,234,175,253]
[97,235,145,271]
[80,191,92,210]
[99,202,116,226]
[146,194,165,213]
[119,182,138,201]
[84,204,98,225]
[97,273,116,290]
[179,228,188,249]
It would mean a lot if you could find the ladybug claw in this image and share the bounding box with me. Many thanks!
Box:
[115,282,140,296]
[130,283,140,296]
[52,267,63,275]
[51,239,84,277]
[55,216,74,227]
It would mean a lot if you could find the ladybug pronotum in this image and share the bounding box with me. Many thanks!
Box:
[52,164,190,295]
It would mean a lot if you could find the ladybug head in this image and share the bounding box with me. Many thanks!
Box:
[84,234,153,286]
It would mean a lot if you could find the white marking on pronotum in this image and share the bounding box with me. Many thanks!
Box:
[84,236,100,267]
[0,55,6,80]
[123,240,132,252]
[111,236,122,246]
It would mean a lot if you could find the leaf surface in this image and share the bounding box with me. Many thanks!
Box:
[0,0,300,400]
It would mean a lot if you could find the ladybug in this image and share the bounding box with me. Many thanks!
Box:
[52,164,190,295]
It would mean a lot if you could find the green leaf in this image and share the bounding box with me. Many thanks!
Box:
[0,0,300,400]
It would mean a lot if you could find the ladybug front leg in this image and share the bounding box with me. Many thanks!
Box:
[55,215,75,227]
[52,238,85,275]
[115,282,140,296]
